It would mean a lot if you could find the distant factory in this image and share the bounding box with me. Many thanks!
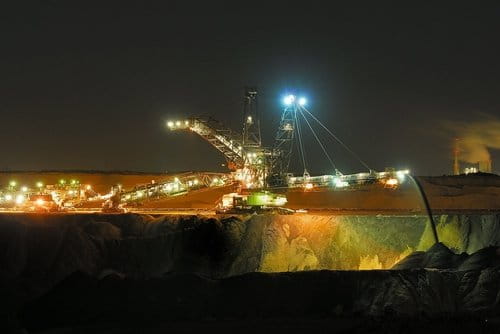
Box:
[453,138,494,175]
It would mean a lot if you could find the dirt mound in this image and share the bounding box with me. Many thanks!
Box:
[83,221,122,240]
[393,243,500,270]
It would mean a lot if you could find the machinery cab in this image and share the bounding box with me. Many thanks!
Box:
[216,190,290,214]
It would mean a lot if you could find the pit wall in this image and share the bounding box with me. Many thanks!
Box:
[250,214,500,272]
[2,213,500,290]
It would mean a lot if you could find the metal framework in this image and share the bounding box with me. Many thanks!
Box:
[187,117,246,169]
[167,90,305,188]
[168,88,272,189]
[120,171,232,204]
[166,90,415,193]
[265,103,297,186]
[242,87,261,147]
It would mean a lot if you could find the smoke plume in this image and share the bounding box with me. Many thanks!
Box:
[446,115,500,163]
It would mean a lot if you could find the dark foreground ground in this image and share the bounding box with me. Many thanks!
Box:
[16,267,500,333]
[18,316,500,334]
[2,213,500,333]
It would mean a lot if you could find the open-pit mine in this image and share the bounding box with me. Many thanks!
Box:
[1,90,500,333]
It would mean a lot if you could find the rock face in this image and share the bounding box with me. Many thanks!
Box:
[1,213,500,331]
[2,213,500,288]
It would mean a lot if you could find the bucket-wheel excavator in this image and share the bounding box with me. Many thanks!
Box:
[167,88,410,213]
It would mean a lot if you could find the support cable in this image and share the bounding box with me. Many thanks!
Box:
[300,106,372,172]
[298,107,338,173]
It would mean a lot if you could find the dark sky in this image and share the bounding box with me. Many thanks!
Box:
[1,2,499,175]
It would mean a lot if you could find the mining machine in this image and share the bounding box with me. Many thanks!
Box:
[167,88,412,201]
[167,88,296,189]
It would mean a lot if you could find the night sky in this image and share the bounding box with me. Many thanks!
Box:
[1,2,499,175]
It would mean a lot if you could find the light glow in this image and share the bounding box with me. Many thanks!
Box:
[334,178,349,188]
[274,196,287,206]
[298,97,307,106]
[283,94,295,105]
[16,194,25,205]
[386,178,398,186]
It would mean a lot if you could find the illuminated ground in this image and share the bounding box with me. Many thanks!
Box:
[2,172,500,213]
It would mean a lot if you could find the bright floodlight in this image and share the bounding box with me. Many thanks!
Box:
[298,97,307,106]
[15,194,25,205]
[283,94,295,105]
[167,121,174,127]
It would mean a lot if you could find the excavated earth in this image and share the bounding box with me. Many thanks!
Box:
[2,213,500,332]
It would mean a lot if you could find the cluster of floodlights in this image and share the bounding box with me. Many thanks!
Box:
[283,94,307,106]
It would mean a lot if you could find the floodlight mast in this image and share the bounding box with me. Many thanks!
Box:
[242,87,261,147]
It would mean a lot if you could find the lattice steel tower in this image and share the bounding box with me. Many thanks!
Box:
[242,87,261,147]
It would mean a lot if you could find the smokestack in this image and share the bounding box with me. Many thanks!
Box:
[479,159,492,173]
[445,115,500,174]
[453,138,460,175]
